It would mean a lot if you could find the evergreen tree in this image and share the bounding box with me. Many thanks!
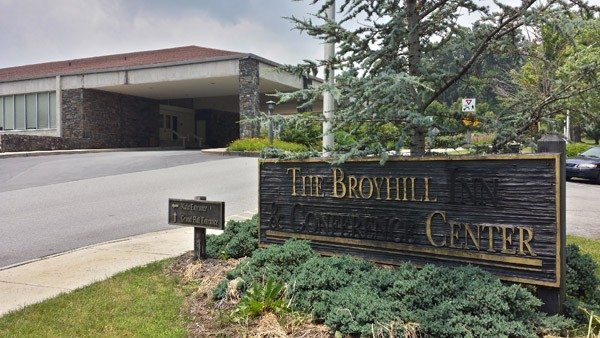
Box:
[278,0,599,158]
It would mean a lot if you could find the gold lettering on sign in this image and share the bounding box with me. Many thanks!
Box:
[501,226,516,254]
[385,177,392,200]
[286,168,301,196]
[449,221,462,248]
[287,168,324,198]
[348,176,359,198]
[519,227,536,256]
[424,211,537,257]
[425,211,447,247]
[359,177,374,199]
[423,177,437,202]
[464,223,480,250]
[484,225,500,252]
[332,168,346,198]
[324,168,438,203]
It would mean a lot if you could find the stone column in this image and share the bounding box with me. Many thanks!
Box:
[238,57,260,138]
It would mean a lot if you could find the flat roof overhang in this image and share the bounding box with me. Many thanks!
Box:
[0,55,315,100]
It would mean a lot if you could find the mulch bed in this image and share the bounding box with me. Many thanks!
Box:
[169,252,331,337]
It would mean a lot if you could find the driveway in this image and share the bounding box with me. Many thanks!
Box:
[0,151,258,268]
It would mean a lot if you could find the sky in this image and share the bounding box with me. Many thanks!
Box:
[0,0,322,68]
[0,0,597,69]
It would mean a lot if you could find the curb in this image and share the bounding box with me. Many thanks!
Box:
[201,149,260,158]
[0,146,189,159]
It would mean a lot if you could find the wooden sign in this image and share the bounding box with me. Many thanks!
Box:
[259,154,562,287]
[168,198,225,230]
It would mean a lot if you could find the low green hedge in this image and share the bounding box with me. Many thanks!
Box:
[227,138,308,152]
[205,216,258,259]
[207,216,600,336]
[216,240,573,337]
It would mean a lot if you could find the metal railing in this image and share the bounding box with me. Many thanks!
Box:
[187,134,203,148]
[170,130,187,148]
[170,130,202,148]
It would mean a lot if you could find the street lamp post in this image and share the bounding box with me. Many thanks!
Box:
[266,101,276,146]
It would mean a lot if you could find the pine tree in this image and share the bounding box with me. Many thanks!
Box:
[278,0,598,158]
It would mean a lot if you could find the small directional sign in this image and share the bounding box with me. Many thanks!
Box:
[168,198,225,230]
[462,98,476,112]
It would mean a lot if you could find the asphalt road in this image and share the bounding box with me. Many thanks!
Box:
[566,180,600,238]
[0,151,258,268]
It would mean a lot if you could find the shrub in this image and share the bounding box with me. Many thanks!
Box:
[227,138,308,152]
[566,142,592,157]
[279,113,322,148]
[205,215,258,259]
[432,134,465,149]
[385,265,545,337]
[216,240,317,297]
[565,244,600,322]
[214,239,573,337]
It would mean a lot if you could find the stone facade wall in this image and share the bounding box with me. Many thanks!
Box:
[197,109,239,148]
[62,89,159,148]
[238,58,260,138]
[0,134,93,152]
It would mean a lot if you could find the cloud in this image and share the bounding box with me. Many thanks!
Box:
[4,0,596,70]
[0,0,322,68]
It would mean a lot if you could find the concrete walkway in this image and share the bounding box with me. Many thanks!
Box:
[0,211,256,317]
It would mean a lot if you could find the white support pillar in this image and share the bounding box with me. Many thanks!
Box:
[322,2,335,157]
[564,110,570,141]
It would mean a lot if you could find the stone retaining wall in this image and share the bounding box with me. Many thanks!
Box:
[0,134,96,152]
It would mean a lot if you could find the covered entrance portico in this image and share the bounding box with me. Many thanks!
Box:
[91,55,311,148]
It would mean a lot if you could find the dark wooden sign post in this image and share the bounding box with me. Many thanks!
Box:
[536,134,566,314]
[259,140,565,314]
[168,196,225,259]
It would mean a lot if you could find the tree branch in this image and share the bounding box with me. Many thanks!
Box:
[419,0,451,21]
[419,0,537,112]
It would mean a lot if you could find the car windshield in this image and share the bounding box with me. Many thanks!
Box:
[581,147,600,158]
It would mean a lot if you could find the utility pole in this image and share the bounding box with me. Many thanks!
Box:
[564,110,571,141]
[322,1,335,157]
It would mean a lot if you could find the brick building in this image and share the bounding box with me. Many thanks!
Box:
[0,46,319,152]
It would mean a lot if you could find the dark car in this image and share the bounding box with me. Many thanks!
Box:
[566,146,600,183]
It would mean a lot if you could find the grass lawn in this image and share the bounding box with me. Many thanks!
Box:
[0,259,191,337]
[568,235,600,275]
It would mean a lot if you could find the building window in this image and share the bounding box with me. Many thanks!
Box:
[0,91,57,131]
[38,93,49,129]
[15,95,25,130]
[26,94,36,129]
[0,97,3,130]
[4,96,14,130]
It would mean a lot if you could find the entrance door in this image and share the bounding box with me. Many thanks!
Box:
[159,104,194,146]
[160,114,177,141]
